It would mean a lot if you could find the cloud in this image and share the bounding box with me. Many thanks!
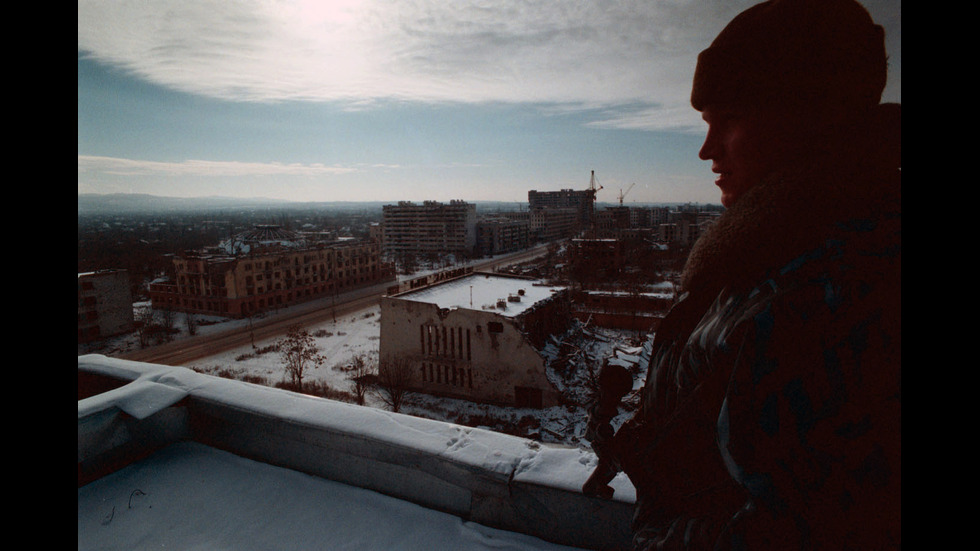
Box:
[77,155,356,177]
[585,104,708,133]
[77,0,747,130]
[78,0,899,131]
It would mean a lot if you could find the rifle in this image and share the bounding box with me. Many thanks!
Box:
[582,362,633,499]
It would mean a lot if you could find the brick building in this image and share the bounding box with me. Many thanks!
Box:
[149,225,394,318]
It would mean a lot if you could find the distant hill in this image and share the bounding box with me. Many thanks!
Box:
[77,193,301,214]
[78,193,710,216]
[77,193,530,216]
[76,194,416,215]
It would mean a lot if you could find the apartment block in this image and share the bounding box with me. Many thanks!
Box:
[657,210,720,245]
[382,200,477,259]
[476,216,530,256]
[527,188,595,225]
[78,269,134,342]
[529,207,580,242]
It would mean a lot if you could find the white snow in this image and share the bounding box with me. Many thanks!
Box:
[78,356,636,550]
[78,441,587,550]
[187,305,391,407]
[397,273,564,317]
[157,298,649,448]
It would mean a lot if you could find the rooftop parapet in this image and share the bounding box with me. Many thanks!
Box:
[78,354,635,550]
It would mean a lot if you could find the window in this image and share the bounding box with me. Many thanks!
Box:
[449,327,455,358]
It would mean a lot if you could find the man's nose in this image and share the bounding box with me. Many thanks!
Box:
[698,126,717,161]
[698,134,714,161]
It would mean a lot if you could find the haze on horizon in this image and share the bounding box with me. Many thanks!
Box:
[78,0,900,206]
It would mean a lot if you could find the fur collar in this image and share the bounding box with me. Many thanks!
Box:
[680,162,899,298]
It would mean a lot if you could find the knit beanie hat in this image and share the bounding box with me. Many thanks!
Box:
[691,0,887,114]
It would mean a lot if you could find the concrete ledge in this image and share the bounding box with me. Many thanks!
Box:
[77,399,190,487]
[78,354,635,550]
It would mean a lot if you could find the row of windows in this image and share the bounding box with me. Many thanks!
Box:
[243,266,373,287]
[244,256,375,277]
[421,324,472,361]
[419,362,473,389]
[178,267,377,298]
[159,267,384,316]
[238,248,376,272]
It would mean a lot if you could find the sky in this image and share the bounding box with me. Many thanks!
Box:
[77,0,901,206]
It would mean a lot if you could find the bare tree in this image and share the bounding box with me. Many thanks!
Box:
[346,354,373,405]
[276,325,326,391]
[184,311,198,336]
[134,305,155,348]
[245,308,257,348]
[157,307,176,343]
[375,356,413,412]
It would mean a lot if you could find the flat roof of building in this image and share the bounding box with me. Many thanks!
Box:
[396,273,564,318]
[79,441,583,551]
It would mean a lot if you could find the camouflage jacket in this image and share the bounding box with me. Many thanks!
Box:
[605,161,901,550]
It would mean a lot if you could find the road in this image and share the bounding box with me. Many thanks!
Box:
[119,245,550,367]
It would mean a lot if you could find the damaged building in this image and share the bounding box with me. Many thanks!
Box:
[379,272,571,408]
[149,225,394,318]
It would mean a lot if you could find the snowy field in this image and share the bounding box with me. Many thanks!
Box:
[82,294,652,447]
[187,302,650,446]
[188,304,387,404]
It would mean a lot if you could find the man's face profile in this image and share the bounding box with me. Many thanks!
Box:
[698,105,803,208]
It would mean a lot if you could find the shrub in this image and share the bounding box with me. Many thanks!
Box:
[274,380,356,403]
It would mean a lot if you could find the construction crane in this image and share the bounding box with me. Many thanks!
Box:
[618,183,635,205]
[588,170,603,238]
[588,170,603,196]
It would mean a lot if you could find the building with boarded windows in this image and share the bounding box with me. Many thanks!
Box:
[379,272,570,408]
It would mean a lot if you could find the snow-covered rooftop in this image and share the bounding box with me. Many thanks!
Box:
[397,273,564,317]
[78,355,636,550]
[79,440,588,551]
